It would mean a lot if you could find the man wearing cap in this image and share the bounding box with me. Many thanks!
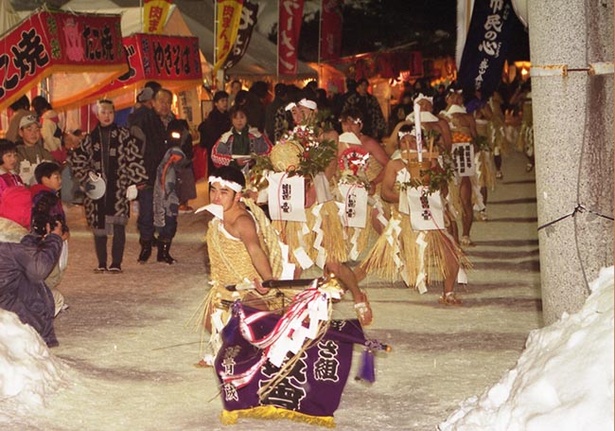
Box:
[361,123,466,305]
[339,108,390,194]
[198,91,231,177]
[5,95,32,144]
[439,88,479,247]
[15,115,54,186]
[272,98,373,326]
[128,87,176,264]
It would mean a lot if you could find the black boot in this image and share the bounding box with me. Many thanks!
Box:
[137,239,152,264]
[157,239,177,265]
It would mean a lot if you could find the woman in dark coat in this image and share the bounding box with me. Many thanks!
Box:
[71,100,147,272]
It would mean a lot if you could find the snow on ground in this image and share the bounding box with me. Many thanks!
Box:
[0,151,610,430]
[0,310,68,417]
[438,266,614,431]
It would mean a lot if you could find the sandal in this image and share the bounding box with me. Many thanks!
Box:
[194,354,215,368]
[438,292,462,306]
[354,290,373,326]
[460,236,475,247]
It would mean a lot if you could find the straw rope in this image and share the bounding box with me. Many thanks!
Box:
[243,198,283,278]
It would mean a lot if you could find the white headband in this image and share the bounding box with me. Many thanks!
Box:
[284,102,297,111]
[208,176,243,193]
[413,93,433,105]
[446,104,468,115]
[338,132,362,146]
[398,127,417,140]
[341,116,362,125]
[298,98,317,110]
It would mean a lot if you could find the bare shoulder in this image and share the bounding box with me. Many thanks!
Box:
[322,129,338,142]
[383,158,404,175]
[231,211,258,236]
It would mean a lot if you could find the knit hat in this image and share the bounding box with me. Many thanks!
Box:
[0,186,31,228]
[137,87,154,103]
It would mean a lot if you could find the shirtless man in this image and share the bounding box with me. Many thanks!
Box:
[339,108,390,195]
[365,124,463,304]
[208,167,273,287]
[439,89,478,246]
[200,166,283,362]
[283,98,373,326]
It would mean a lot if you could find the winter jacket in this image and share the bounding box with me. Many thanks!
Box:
[0,233,62,347]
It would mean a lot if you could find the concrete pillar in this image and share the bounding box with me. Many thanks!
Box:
[528,1,614,325]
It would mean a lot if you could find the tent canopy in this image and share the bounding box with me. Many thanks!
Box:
[61,0,317,80]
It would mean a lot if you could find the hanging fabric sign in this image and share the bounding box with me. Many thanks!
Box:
[278,0,304,75]
[0,10,126,112]
[80,34,202,108]
[320,0,343,61]
[452,142,476,177]
[408,187,445,231]
[338,183,368,228]
[267,172,307,222]
[143,0,174,34]
[223,0,258,70]
[457,0,515,99]
[214,0,244,74]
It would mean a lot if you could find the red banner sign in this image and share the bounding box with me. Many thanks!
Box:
[320,0,342,62]
[0,10,126,112]
[82,33,203,108]
[278,0,304,75]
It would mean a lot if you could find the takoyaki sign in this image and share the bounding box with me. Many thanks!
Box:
[0,10,126,111]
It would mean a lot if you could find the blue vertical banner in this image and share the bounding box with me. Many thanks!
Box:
[458,0,515,98]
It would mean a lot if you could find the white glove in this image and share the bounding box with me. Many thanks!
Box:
[126,184,138,201]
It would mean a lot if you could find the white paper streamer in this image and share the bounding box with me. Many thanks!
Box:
[311,204,326,268]
[415,232,428,294]
[349,228,361,261]
[413,103,423,162]
[382,217,405,284]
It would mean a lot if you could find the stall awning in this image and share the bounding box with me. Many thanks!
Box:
[0,9,127,112]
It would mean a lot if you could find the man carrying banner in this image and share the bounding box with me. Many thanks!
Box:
[197,166,289,360]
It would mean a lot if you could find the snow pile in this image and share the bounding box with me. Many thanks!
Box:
[0,310,68,410]
[439,266,614,431]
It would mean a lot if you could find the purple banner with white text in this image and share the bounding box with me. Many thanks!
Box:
[215,307,366,422]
